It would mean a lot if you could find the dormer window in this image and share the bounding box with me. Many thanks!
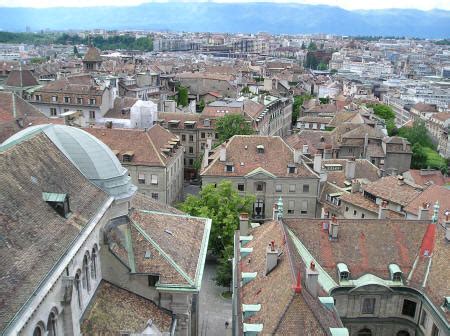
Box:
[42,192,70,218]
[443,297,450,311]
[256,145,264,154]
[64,96,71,103]
[89,98,96,105]
[51,96,58,102]
[389,264,403,282]
[77,97,83,104]
[122,151,134,162]
[226,163,234,172]
[203,118,211,127]
[35,94,41,101]
[337,263,350,281]
[287,164,296,174]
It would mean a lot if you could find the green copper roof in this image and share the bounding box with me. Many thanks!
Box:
[330,328,349,336]
[42,192,67,203]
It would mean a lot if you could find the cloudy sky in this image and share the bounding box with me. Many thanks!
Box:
[0,0,448,10]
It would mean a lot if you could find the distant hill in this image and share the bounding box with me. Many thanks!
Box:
[0,2,449,38]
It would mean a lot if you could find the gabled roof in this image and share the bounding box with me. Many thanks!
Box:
[0,133,110,333]
[201,135,318,178]
[5,69,39,88]
[404,184,450,223]
[83,45,103,62]
[363,175,422,206]
[80,281,173,334]
[107,208,211,291]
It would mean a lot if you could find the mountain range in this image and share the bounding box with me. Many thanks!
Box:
[0,2,449,38]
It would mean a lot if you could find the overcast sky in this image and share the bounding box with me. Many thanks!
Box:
[0,0,448,10]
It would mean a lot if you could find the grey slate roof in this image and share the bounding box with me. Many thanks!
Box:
[0,133,109,333]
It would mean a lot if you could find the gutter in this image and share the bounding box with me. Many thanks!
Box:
[2,196,114,336]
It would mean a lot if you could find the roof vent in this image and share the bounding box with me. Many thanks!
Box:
[388,264,402,282]
[164,229,173,236]
[256,145,264,153]
[144,250,152,259]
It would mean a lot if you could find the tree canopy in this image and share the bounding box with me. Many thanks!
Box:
[215,114,254,143]
[367,103,396,135]
[292,94,312,124]
[178,181,255,257]
[176,86,189,107]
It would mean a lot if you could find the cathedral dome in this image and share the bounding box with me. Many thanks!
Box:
[2,124,136,200]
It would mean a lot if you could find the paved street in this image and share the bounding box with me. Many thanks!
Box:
[199,262,232,336]
[183,182,200,201]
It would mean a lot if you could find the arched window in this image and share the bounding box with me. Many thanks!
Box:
[397,331,410,336]
[83,253,90,292]
[47,311,57,336]
[91,245,98,280]
[358,328,372,336]
[74,269,82,308]
[33,323,44,336]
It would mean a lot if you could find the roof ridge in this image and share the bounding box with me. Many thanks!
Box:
[130,218,195,287]
[145,131,165,166]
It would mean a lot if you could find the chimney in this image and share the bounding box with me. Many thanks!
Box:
[219,144,226,162]
[302,144,309,154]
[239,213,249,236]
[293,149,302,164]
[265,241,279,275]
[419,202,430,220]
[328,216,339,240]
[272,203,279,221]
[351,179,360,193]
[378,200,388,219]
[345,158,356,180]
[305,261,319,297]
[397,175,405,185]
[313,153,322,174]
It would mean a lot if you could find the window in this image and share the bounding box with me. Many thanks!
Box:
[151,193,159,200]
[431,324,439,336]
[181,134,186,141]
[275,184,282,192]
[238,184,245,191]
[189,135,194,142]
[50,108,57,117]
[77,97,83,104]
[340,271,349,281]
[74,270,82,308]
[256,182,264,191]
[303,184,309,193]
[35,94,41,101]
[83,254,90,292]
[393,272,402,282]
[288,200,295,214]
[362,298,376,314]
[89,98,96,105]
[201,132,205,139]
[288,166,296,173]
[91,246,97,280]
[89,110,96,120]
[215,133,219,139]
[345,206,349,212]
[151,175,158,185]
[51,96,58,102]
[289,184,296,192]
[47,311,57,336]
[64,108,69,113]
[353,210,357,216]
[33,326,43,336]
[64,96,71,103]
[357,328,372,336]
[402,299,417,318]
[138,173,146,184]
[189,147,194,154]
[361,213,365,219]
[148,275,159,286]
[257,145,264,154]
[188,159,194,165]
[301,200,308,215]
[420,309,428,328]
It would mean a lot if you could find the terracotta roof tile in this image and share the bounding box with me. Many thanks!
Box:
[363,176,422,206]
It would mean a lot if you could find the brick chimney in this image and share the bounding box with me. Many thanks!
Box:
[345,158,356,180]
[219,144,226,162]
[305,261,319,297]
[265,241,279,275]
[239,213,249,236]
[313,153,322,174]
[419,202,430,220]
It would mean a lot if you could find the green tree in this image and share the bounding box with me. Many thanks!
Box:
[198,99,205,112]
[215,244,234,288]
[317,62,328,70]
[307,41,317,51]
[178,181,255,257]
[305,53,318,69]
[397,120,434,149]
[292,94,312,124]
[176,86,189,107]
[73,45,79,57]
[241,86,251,95]
[215,114,254,143]
[319,97,330,104]
[330,69,338,75]
[411,143,428,169]
[301,42,306,50]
